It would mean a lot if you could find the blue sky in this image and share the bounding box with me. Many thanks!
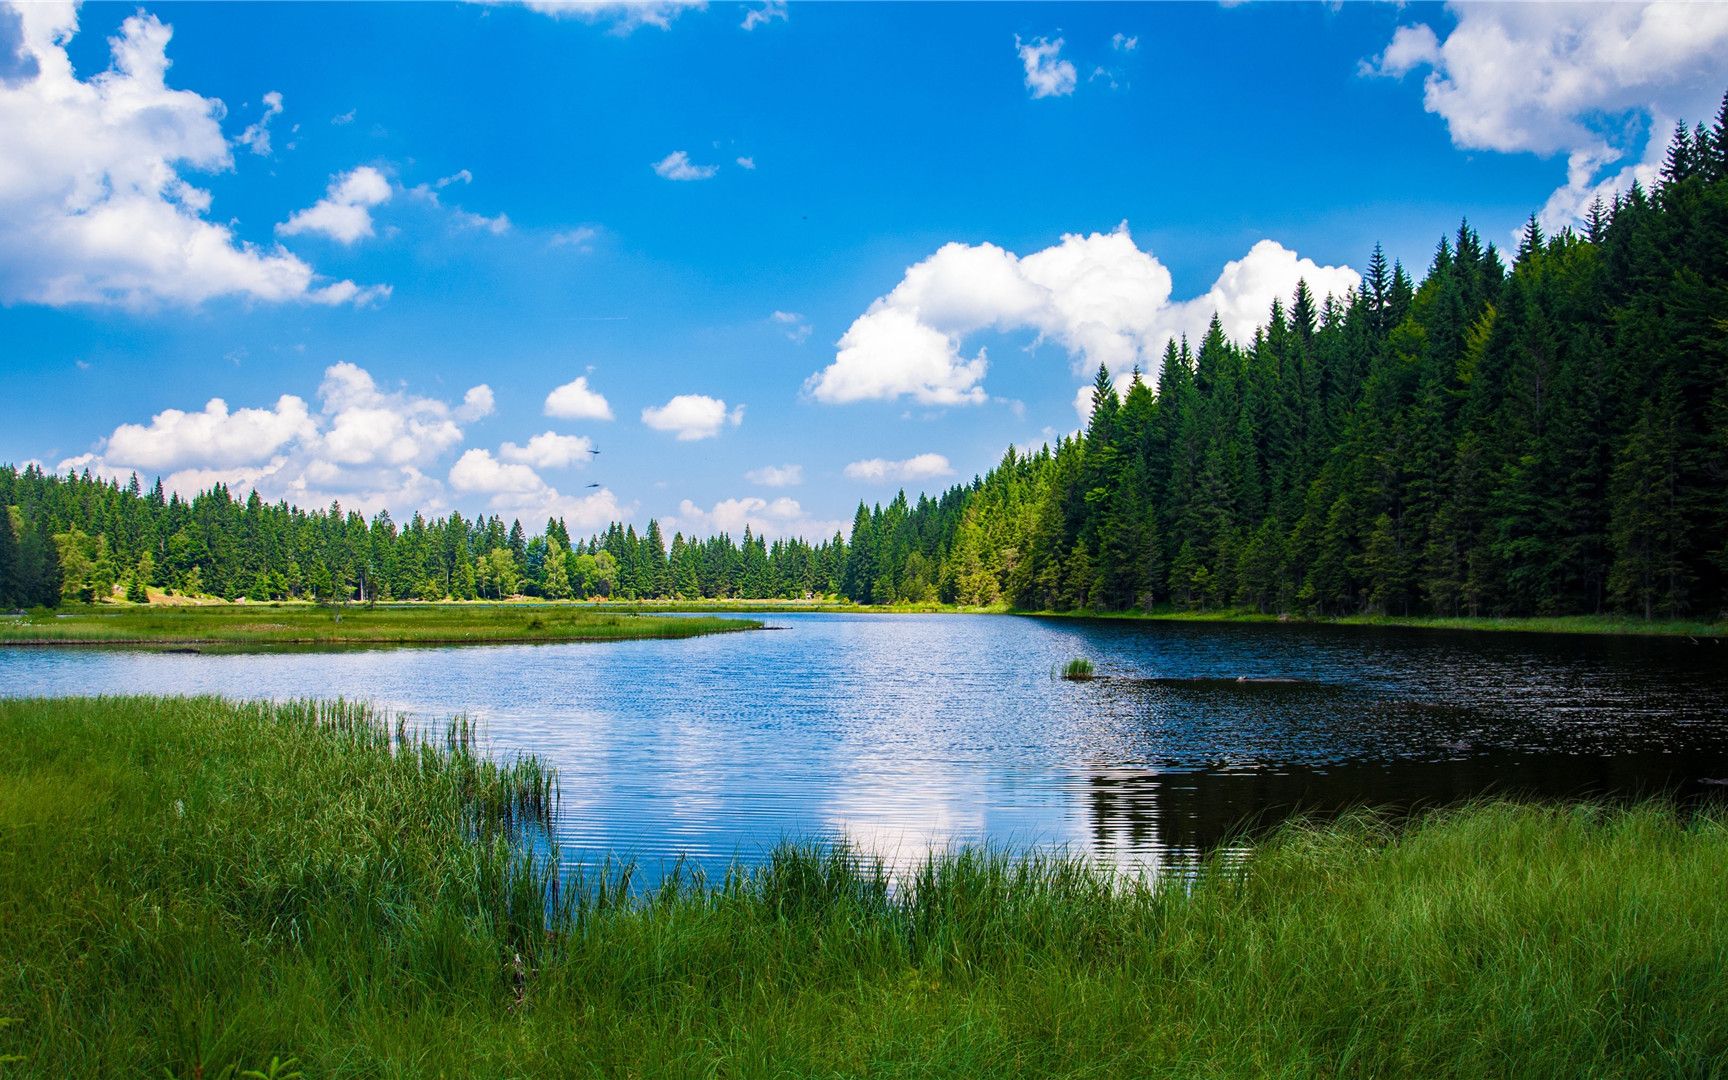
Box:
[3,0,1724,538]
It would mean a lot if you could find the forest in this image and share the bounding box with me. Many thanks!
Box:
[2,109,1725,620]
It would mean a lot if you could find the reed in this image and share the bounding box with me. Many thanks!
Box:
[2,696,1724,1077]
[1059,657,1096,680]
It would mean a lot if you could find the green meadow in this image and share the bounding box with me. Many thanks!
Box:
[1,695,1723,1078]
[0,603,757,648]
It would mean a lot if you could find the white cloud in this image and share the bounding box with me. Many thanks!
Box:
[1171,240,1359,347]
[450,448,542,495]
[505,1,705,32]
[669,496,845,541]
[641,394,744,441]
[456,384,495,422]
[1364,2,1728,230]
[500,431,594,469]
[0,4,379,308]
[740,2,785,31]
[99,396,317,473]
[544,375,614,421]
[771,309,811,343]
[313,362,466,468]
[402,169,510,235]
[652,149,718,181]
[843,453,954,484]
[56,361,499,517]
[331,109,356,125]
[550,225,600,251]
[452,208,511,234]
[1111,32,1138,52]
[278,166,392,244]
[745,463,802,487]
[236,91,284,156]
[807,225,1357,404]
[736,155,756,170]
[1016,35,1076,99]
[449,447,625,529]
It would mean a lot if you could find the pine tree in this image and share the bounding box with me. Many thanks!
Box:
[1608,380,1690,618]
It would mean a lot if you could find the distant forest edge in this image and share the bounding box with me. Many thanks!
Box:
[4,109,1727,620]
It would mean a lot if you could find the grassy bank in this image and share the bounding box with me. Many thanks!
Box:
[2,696,1724,1077]
[588,598,1727,637]
[0,603,758,648]
[1029,606,1728,638]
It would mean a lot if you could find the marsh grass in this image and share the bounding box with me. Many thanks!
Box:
[0,603,758,648]
[1059,657,1096,680]
[2,696,1725,1077]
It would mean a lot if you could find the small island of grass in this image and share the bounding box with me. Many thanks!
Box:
[0,602,759,649]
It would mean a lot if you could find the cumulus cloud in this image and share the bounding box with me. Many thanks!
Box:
[843,453,954,484]
[740,2,785,31]
[449,447,625,528]
[736,155,756,170]
[56,361,497,517]
[1176,240,1359,346]
[499,431,594,469]
[1364,2,1728,230]
[278,166,393,244]
[97,396,317,473]
[0,3,379,307]
[456,384,495,422]
[236,90,284,156]
[641,394,744,441]
[1111,32,1138,52]
[1016,35,1076,99]
[668,496,846,541]
[544,375,613,421]
[745,463,802,487]
[449,448,542,496]
[807,225,1357,406]
[652,149,718,181]
[313,362,467,468]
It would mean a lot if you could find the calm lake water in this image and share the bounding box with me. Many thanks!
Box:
[4,613,1727,878]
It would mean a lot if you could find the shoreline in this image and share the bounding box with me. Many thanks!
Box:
[0,604,761,649]
[583,599,1728,639]
[10,598,1721,642]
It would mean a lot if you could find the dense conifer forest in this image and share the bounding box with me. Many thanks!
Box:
[4,109,1726,619]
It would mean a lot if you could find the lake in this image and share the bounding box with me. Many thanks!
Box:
[4,612,1726,880]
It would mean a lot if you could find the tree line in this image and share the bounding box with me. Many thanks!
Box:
[3,104,1725,619]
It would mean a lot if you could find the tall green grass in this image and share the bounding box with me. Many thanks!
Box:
[1059,657,1096,680]
[2,696,1724,1077]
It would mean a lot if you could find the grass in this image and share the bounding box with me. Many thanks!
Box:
[2,695,1725,1077]
[1059,657,1095,680]
[0,603,759,649]
[1062,607,1728,638]
[584,599,1728,638]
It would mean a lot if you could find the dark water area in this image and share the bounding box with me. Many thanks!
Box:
[3,613,1726,879]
